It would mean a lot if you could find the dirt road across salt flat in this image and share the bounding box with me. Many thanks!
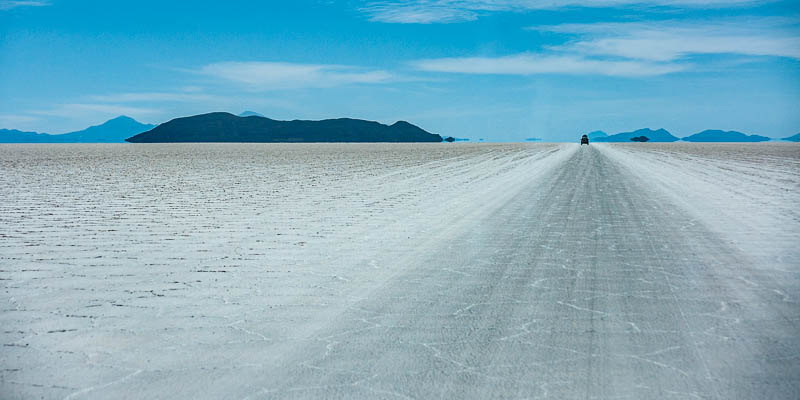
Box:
[240,144,799,399]
[1,143,798,399]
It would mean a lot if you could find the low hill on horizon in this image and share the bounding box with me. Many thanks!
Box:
[782,133,800,142]
[682,130,771,142]
[0,116,154,143]
[126,112,442,143]
[593,128,679,143]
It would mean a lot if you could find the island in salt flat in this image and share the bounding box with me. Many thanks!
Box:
[682,130,770,142]
[126,112,442,143]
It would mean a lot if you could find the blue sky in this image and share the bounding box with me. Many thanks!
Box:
[1,0,798,141]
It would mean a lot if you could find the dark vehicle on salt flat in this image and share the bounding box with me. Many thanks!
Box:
[581,135,589,145]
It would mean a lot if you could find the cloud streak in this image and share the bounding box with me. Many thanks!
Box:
[87,92,217,103]
[198,61,394,90]
[536,18,800,61]
[30,103,161,119]
[412,17,799,78]
[413,54,685,76]
[362,0,769,24]
[0,1,49,11]
[0,114,39,129]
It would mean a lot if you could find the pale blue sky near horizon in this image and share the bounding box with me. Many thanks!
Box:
[1,0,799,141]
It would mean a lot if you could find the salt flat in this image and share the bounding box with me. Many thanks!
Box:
[1,143,798,399]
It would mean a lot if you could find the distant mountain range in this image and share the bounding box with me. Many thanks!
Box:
[593,128,679,142]
[682,130,770,142]
[585,128,790,142]
[126,112,442,143]
[0,116,154,143]
[2,114,796,144]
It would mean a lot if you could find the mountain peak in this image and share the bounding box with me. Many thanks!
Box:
[0,116,154,143]
[587,130,608,140]
[634,128,666,133]
[239,111,265,117]
[109,115,136,122]
[97,115,150,128]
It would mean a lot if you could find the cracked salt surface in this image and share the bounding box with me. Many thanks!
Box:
[1,142,799,399]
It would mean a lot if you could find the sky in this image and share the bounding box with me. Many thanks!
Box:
[1,0,799,141]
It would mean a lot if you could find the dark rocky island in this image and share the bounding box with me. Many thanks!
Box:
[682,130,770,142]
[126,112,442,143]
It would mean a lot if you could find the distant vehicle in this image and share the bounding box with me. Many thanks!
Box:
[581,135,589,145]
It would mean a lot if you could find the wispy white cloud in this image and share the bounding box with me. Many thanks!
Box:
[412,17,799,77]
[412,54,685,76]
[362,0,768,24]
[87,92,217,103]
[0,1,50,11]
[197,61,394,90]
[535,18,800,61]
[363,1,482,23]
[30,103,162,119]
[0,114,39,129]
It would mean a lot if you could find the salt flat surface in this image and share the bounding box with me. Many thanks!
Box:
[602,143,799,270]
[1,143,798,399]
